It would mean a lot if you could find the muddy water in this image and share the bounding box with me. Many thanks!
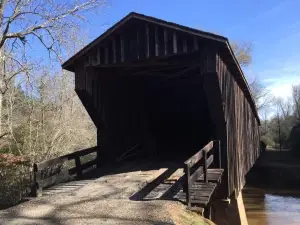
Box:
[243,187,300,225]
[242,151,300,225]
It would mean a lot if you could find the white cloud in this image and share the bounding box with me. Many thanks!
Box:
[257,59,300,100]
[264,75,300,99]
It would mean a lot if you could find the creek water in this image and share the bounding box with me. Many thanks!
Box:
[243,187,300,225]
[243,151,300,225]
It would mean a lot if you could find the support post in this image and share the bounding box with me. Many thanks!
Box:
[204,151,208,183]
[184,165,191,207]
[204,204,212,220]
[32,164,42,197]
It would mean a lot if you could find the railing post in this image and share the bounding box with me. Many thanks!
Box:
[203,151,208,183]
[32,164,42,197]
[184,164,191,207]
[75,155,82,177]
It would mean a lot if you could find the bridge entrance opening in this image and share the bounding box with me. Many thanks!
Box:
[97,65,215,164]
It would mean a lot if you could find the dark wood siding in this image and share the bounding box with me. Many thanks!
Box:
[71,18,260,198]
[216,53,260,196]
[80,20,205,67]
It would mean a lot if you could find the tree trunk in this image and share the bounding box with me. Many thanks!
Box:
[0,0,7,137]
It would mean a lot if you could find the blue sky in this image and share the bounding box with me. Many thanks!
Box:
[80,0,300,100]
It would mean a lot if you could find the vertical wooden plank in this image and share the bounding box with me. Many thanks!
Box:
[158,26,164,56]
[204,151,208,183]
[112,37,116,63]
[173,31,177,54]
[183,39,187,53]
[184,165,191,207]
[97,47,101,65]
[177,33,183,53]
[136,29,140,59]
[105,47,109,64]
[120,35,124,62]
[128,27,137,61]
[32,164,42,197]
[148,24,155,57]
[204,205,212,220]
[164,28,168,55]
[123,31,131,62]
[186,36,194,52]
[193,36,198,51]
[137,24,146,59]
[154,26,159,56]
[88,55,92,65]
[145,23,150,58]
[115,35,121,63]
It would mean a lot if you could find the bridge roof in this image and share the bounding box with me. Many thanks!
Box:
[62,12,260,124]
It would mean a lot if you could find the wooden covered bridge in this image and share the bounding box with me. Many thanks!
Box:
[31,12,260,219]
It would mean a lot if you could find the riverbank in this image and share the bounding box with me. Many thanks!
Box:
[246,150,300,189]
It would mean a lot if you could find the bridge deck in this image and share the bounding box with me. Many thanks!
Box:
[1,162,182,225]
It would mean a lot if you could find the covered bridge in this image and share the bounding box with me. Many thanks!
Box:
[62,12,260,198]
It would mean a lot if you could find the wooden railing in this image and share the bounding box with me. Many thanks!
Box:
[31,146,99,197]
[184,140,221,207]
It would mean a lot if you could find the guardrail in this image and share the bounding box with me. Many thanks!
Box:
[31,146,99,197]
[183,140,221,207]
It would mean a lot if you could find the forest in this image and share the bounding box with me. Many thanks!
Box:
[0,0,299,209]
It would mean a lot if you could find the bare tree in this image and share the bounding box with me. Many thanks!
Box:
[231,41,253,67]
[0,0,107,136]
[292,84,300,120]
[249,78,274,113]
[231,41,274,114]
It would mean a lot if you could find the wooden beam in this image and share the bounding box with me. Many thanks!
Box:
[185,149,204,168]
[203,141,214,153]
[184,141,214,167]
